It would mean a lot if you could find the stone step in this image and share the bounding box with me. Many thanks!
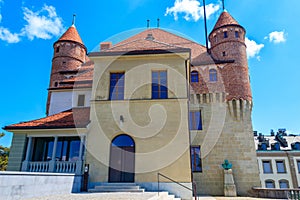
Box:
[88,183,144,193]
[148,192,181,200]
[95,185,140,190]
[89,188,145,193]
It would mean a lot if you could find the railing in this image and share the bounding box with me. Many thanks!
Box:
[28,161,50,172]
[56,161,77,173]
[252,187,300,199]
[157,172,197,200]
[25,161,82,174]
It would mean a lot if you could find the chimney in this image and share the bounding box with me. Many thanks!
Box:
[100,42,112,51]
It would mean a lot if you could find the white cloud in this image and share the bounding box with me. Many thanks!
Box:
[22,5,64,40]
[265,31,287,44]
[165,0,220,21]
[245,37,264,60]
[0,27,21,43]
[0,4,64,43]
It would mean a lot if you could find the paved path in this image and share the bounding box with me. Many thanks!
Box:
[23,193,278,200]
[24,192,158,200]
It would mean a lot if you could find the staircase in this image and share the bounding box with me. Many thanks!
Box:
[88,183,181,200]
[89,183,144,193]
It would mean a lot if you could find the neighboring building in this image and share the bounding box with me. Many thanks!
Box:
[4,10,261,197]
[255,131,300,189]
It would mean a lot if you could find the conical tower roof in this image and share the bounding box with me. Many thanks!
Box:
[213,11,240,30]
[58,25,84,45]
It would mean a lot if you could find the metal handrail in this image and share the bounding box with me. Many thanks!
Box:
[157,172,197,200]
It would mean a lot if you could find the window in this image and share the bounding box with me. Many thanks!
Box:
[279,180,289,189]
[31,137,82,162]
[297,160,300,173]
[224,31,228,38]
[77,94,85,107]
[56,46,60,53]
[265,180,275,188]
[222,51,226,57]
[262,160,273,173]
[191,146,202,172]
[276,160,286,173]
[209,69,217,82]
[109,72,125,100]
[191,71,199,82]
[189,111,202,130]
[235,31,239,38]
[152,70,168,99]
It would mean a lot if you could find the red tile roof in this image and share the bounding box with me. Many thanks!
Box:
[4,107,90,130]
[58,25,84,45]
[100,28,209,60]
[213,11,240,30]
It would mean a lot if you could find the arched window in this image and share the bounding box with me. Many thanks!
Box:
[111,134,134,147]
[209,69,217,82]
[265,180,275,188]
[279,179,289,189]
[191,71,199,82]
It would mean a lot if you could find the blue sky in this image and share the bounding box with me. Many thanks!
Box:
[0,0,299,147]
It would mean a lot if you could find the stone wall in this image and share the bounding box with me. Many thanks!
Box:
[0,171,82,200]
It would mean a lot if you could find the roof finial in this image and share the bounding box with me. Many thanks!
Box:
[147,19,150,29]
[157,18,160,28]
[72,14,76,26]
[222,0,225,11]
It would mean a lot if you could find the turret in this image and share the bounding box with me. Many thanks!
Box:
[46,23,87,115]
[209,11,251,102]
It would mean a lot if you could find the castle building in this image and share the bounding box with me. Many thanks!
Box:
[4,10,261,198]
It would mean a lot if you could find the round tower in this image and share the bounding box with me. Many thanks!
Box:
[209,11,251,102]
[46,24,87,115]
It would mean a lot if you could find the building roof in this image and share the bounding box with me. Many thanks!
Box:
[98,28,209,61]
[57,25,84,45]
[4,107,90,130]
[213,11,240,30]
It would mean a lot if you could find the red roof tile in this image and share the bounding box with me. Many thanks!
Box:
[58,25,84,45]
[4,107,90,130]
[101,28,209,60]
[213,11,240,30]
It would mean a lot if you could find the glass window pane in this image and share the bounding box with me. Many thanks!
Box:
[263,161,272,173]
[276,161,286,173]
[279,180,289,188]
[110,73,125,100]
[265,180,275,188]
[191,146,202,172]
[297,161,300,173]
[69,140,80,161]
[152,71,168,99]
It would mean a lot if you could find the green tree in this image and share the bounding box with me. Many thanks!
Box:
[0,132,10,171]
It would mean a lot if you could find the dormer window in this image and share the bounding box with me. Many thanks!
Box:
[224,31,228,38]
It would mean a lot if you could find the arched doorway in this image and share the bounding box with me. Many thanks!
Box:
[109,134,135,182]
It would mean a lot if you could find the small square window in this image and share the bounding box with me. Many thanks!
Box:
[77,95,85,107]
[224,31,228,38]
[276,160,286,173]
[262,160,273,173]
[235,31,239,38]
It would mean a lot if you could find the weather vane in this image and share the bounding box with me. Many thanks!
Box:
[222,0,225,11]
